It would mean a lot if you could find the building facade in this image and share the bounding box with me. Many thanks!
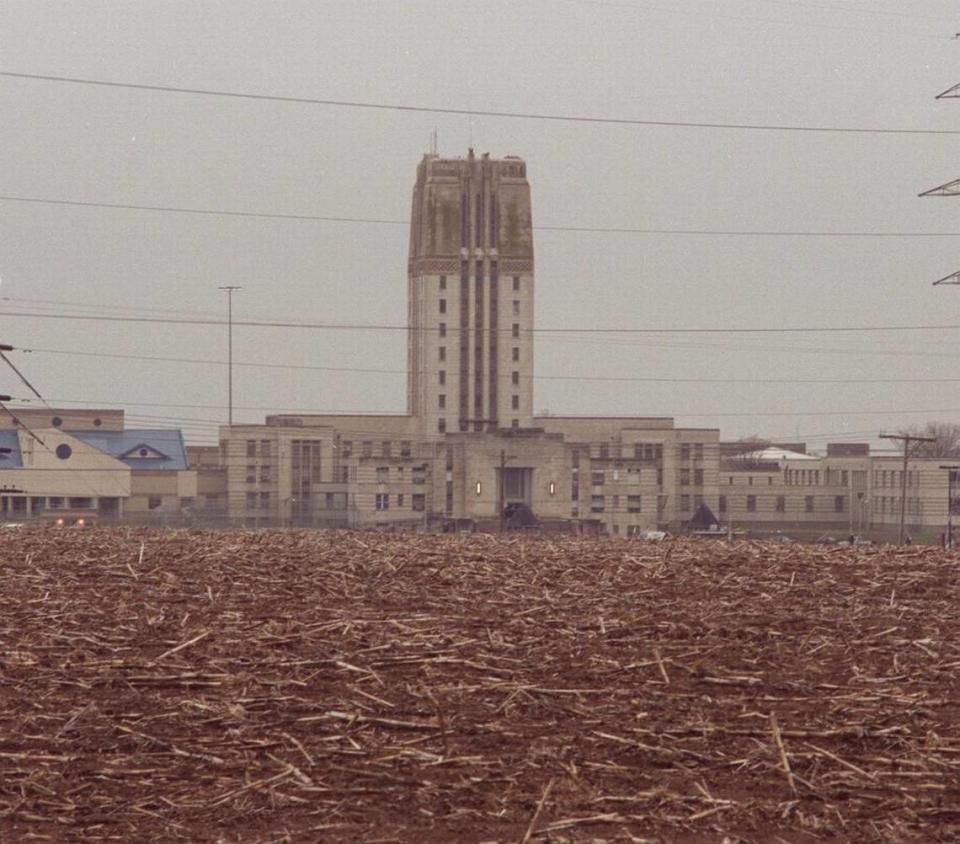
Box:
[205,150,722,533]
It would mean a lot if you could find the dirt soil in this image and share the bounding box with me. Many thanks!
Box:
[2,528,960,842]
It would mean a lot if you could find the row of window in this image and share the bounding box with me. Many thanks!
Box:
[439,299,522,316]
[375,465,428,484]
[572,443,666,463]
[438,346,522,363]
[439,275,522,292]
[375,493,426,512]
[340,440,413,459]
[718,494,848,514]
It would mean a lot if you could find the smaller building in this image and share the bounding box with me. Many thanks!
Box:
[0,409,195,523]
[719,442,956,541]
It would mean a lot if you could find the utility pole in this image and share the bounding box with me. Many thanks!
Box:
[498,449,516,534]
[218,286,241,426]
[880,433,936,545]
[940,464,959,548]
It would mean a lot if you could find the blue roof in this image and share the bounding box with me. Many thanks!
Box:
[70,429,189,471]
[0,430,22,468]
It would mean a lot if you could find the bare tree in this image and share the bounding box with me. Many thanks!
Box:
[895,422,960,457]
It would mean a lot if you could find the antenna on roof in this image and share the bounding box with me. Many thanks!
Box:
[429,127,438,156]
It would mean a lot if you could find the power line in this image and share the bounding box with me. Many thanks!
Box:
[3,71,959,136]
[3,308,960,335]
[18,346,960,385]
[5,194,960,238]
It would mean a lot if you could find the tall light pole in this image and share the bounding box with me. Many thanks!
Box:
[940,464,959,548]
[218,286,241,425]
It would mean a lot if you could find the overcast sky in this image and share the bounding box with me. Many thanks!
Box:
[1,0,959,447]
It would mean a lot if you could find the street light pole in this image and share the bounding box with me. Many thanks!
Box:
[218,286,241,426]
[940,464,959,548]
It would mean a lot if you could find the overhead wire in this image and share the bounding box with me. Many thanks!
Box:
[2,308,959,335]
[14,346,960,385]
[2,71,958,135]
[4,195,960,238]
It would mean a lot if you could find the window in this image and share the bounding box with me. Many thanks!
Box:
[245,493,256,510]
[341,440,353,458]
[513,275,520,291]
[438,418,447,433]
[694,443,704,460]
[376,466,389,483]
[412,493,425,512]
[246,440,256,458]
[439,275,446,290]
[361,441,372,458]
[591,495,605,513]
[401,440,411,458]
[512,347,520,362]
[680,443,691,461]
[439,346,446,361]
[834,495,846,513]
[627,494,641,513]
[511,419,519,429]
[246,465,256,484]
[512,371,519,386]
[591,470,604,486]
[512,323,520,338]
[259,466,271,483]
[694,468,704,486]
[259,492,270,510]
[376,493,389,511]
[438,394,446,409]
[439,322,446,338]
[397,494,405,508]
[656,468,663,487]
[680,468,690,486]
[841,470,848,486]
[805,495,814,513]
[513,300,520,315]
[747,495,757,512]
[511,394,519,410]
[768,476,774,486]
[718,495,727,513]
[680,494,691,511]
[260,440,270,458]
[438,370,446,385]
[439,298,446,314]
[628,467,641,483]
[775,495,786,512]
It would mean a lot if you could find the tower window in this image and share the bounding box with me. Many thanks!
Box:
[513,276,520,291]
[512,324,520,338]
[513,300,520,315]
[512,347,519,362]
[511,395,519,410]
[439,370,446,385]
[439,322,446,337]
[438,418,446,433]
[438,394,446,409]
[512,371,519,385]
[439,275,447,290]
[439,299,446,314]
[439,346,446,361]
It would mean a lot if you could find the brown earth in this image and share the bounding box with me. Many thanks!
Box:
[1,528,959,842]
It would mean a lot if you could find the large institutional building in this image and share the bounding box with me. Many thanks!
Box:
[3,153,957,539]
[205,150,722,533]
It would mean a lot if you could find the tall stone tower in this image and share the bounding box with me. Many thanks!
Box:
[407,150,534,434]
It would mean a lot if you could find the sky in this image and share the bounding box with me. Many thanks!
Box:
[1,0,959,448]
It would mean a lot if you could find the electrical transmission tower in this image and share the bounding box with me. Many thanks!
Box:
[923,74,960,283]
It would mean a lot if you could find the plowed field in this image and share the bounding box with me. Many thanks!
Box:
[2,529,959,842]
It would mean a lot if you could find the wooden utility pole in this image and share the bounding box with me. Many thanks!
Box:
[499,450,506,534]
[880,433,936,545]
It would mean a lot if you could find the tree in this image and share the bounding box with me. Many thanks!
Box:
[895,422,960,457]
